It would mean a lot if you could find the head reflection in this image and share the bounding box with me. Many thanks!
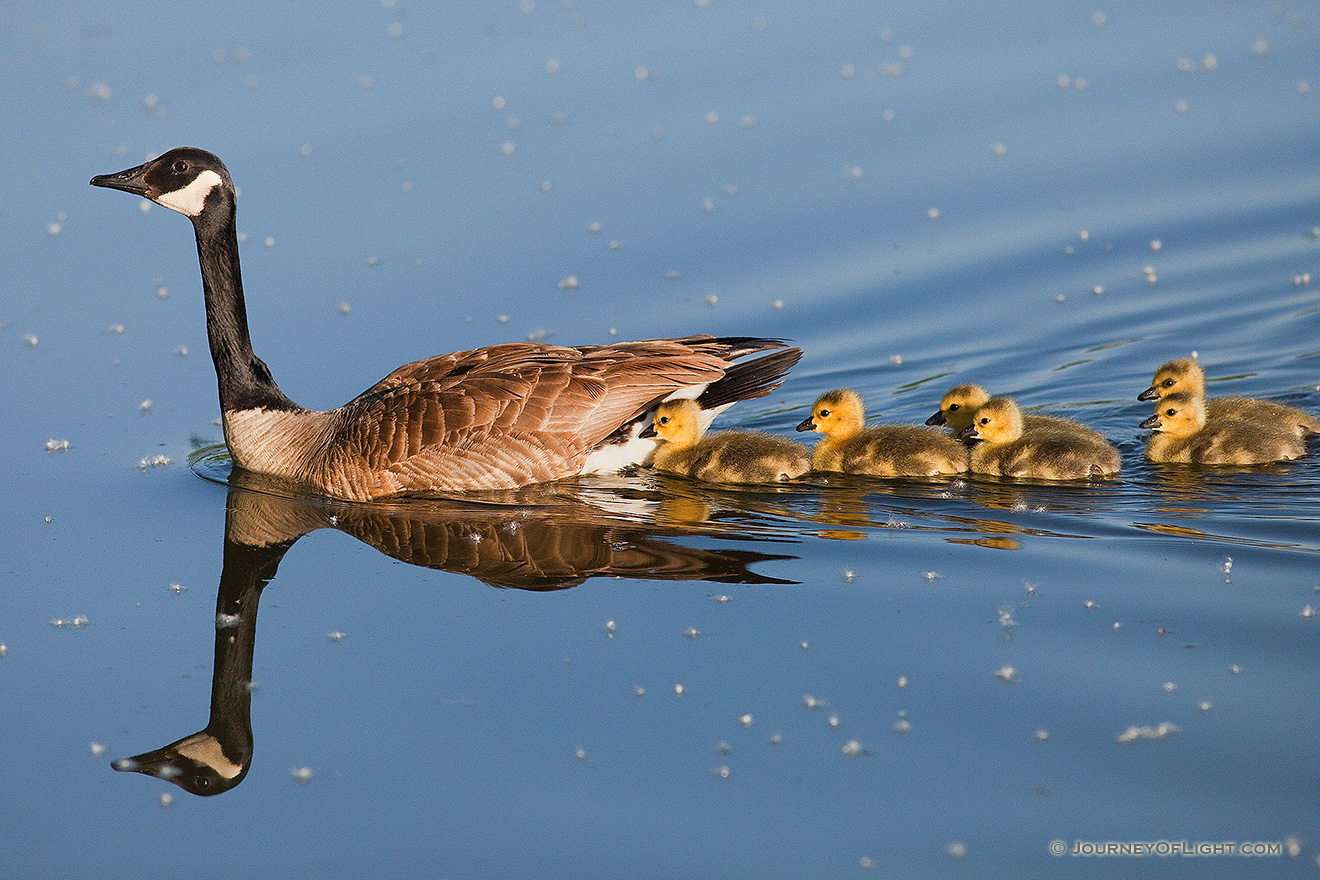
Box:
[112,468,795,796]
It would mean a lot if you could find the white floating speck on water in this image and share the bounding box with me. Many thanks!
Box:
[139,399,151,412]
[506,116,521,131]
[803,694,822,710]
[90,82,112,101]
[1251,39,1269,56]
[772,299,783,310]
[1116,722,1180,743]
[1113,621,1121,630]
[107,324,125,334]
[893,718,912,735]
[0,645,8,657]
[921,571,942,582]
[157,286,170,299]
[1162,681,1176,693]
[1035,729,1049,742]
[338,301,351,315]
[926,207,939,220]
[1090,10,1107,26]
[1302,604,1315,619]
[633,685,645,696]
[1200,701,1212,712]
[800,641,808,650]
[1084,600,1097,610]
[138,454,171,469]
[666,270,681,280]
[358,75,374,89]
[291,766,314,783]
[327,631,346,642]
[90,742,106,758]
[48,222,61,237]
[169,582,187,594]
[993,665,1018,683]
[1175,100,1189,114]
[739,714,753,728]
[387,21,404,38]
[682,627,701,639]
[45,439,70,453]
[705,111,719,125]
[991,142,1007,157]
[585,221,602,234]
[1150,239,1162,251]
[545,59,561,75]
[706,294,718,306]
[827,713,840,728]
[174,345,188,357]
[159,793,172,808]
[497,315,509,323]
[1202,53,1217,72]
[843,165,863,184]
[842,568,854,582]
[500,141,515,156]
[1221,556,1232,582]
[841,739,864,758]
[768,732,783,745]
[1092,285,1105,295]
[859,856,874,870]
[703,197,715,213]
[709,593,731,604]
[1057,74,1071,89]
[216,612,242,629]
[1294,274,1312,287]
[946,842,967,860]
[635,66,650,81]
[897,676,907,688]
[263,236,274,248]
[840,64,856,79]
[1229,664,1242,675]
[716,740,732,755]
[575,747,587,761]
[492,95,506,110]
[712,765,730,779]
[558,275,579,291]
[22,334,37,346]
[674,683,684,696]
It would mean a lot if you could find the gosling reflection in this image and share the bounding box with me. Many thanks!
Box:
[113,473,795,796]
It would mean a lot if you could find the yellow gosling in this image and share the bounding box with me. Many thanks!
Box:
[927,382,1103,442]
[796,389,967,477]
[642,399,810,483]
[1138,358,1320,439]
[1140,392,1305,465]
[960,396,1120,479]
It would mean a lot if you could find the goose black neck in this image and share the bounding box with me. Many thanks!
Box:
[193,191,298,413]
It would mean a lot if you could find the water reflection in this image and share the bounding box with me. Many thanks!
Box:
[111,466,798,796]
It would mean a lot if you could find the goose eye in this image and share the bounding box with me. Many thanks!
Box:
[818,409,830,417]
[947,404,959,412]
[979,416,990,425]
[1164,408,1176,417]
[659,416,669,425]
[1162,379,1175,388]
[172,159,189,173]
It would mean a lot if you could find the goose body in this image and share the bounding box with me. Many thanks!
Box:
[1138,358,1320,439]
[641,399,810,483]
[959,396,1120,479]
[926,383,1099,442]
[1140,392,1305,465]
[92,148,801,500]
[797,389,968,477]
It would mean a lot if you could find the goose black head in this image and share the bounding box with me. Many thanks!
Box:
[91,147,233,219]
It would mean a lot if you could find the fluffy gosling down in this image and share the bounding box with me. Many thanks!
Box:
[959,396,1120,479]
[796,389,968,477]
[641,399,810,484]
[1138,358,1320,439]
[927,382,1106,443]
[1140,392,1305,465]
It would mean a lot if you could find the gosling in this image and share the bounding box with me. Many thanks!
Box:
[1140,392,1305,465]
[959,396,1121,479]
[927,382,1106,444]
[796,389,968,477]
[641,399,810,483]
[1138,358,1320,439]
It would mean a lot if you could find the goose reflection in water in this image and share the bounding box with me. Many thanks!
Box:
[111,464,795,796]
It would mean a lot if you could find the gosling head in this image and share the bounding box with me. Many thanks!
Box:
[640,399,703,446]
[957,396,1023,444]
[92,147,233,220]
[927,383,991,432]
[1138,358,1205,402]
[796,389,865,437]
[1139,391,1206,437]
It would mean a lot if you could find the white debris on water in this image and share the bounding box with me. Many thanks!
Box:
[45,439,70,453]
[1116,722,1180,743]
[138,454,171,469]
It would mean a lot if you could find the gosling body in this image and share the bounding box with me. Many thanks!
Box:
[960,396,1120,479]
[642,399,810,484]
[927,383,1103,443]
[1139,358,1320,439]
[1141,392,1305,465]
[797,389,967,477]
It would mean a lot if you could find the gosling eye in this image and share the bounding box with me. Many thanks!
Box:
[1161,378,1175,388]
[1164,408,1176,417]
[979,416,990,425]
[172,159,189,173]
[658,416,670,425]
[947,404,959,412]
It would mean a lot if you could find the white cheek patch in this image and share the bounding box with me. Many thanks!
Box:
[155,169,224,217]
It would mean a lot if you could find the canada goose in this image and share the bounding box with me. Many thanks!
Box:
[640,399,810,483]
[1140,392,1305,465]
[926,382,1102,442]
[1138,358,1320,439]
[91,148,801,500]
[959,396,1120,479]
[796,389,968,476]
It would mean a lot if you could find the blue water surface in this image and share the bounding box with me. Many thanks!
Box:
[2,1,1318,878]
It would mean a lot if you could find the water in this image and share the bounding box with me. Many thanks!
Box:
[3,1,1319,877]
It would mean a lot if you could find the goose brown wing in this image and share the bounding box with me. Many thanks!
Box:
[324,340,736,483]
